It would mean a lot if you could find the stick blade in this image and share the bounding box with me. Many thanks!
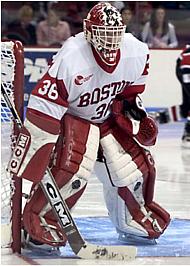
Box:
[77,242,137,260]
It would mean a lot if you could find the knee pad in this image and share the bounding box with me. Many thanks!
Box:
[23,114,100,246]
[100,132,153,190]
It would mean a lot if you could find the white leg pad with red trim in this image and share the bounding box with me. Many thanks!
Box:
[22,115,100,246]
[100,134,143,187]
[99,132,170,239]
[40,123,100,216]
[103,185,149,237]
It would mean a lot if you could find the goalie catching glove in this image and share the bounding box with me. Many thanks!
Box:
[112,94,158,146]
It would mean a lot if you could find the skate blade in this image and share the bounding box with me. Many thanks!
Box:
[118,232,157,245]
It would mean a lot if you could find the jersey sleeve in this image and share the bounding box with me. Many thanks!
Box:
[26,56,69,135]
[121,53,150,102]
[176,47,190,85]
[180,47,190,84]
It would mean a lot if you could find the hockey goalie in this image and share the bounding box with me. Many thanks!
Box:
[9,2,170,247]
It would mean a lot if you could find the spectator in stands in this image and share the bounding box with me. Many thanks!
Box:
[1,9,11,33]
[176,45,190,148]
[63,3,83,36]
[141,6,178,48]
[138,2,153,32]
[36,9,71,47]
[3,5,37,45]
[111,1,125,12]
[120,2,153,41]
[120,6,138,37]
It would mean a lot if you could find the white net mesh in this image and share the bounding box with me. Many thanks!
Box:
[1,41,16,248]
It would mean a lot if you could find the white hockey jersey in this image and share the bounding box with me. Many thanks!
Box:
[27,32,149,126]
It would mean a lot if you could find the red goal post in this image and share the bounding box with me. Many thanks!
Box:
[1,40,24,253]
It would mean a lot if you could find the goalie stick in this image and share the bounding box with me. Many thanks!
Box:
[1,85,137,260]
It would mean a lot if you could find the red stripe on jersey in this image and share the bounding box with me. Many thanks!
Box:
[26,108,60,135]
[142,63,149,75]
[171,106,179,122]
[32,72,69,107]
[142,54,149,76]
[57,79,69,104]
[121,84,145,99]
[181,54,190,66]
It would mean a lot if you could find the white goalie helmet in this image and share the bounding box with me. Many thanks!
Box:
[83,2,126,66]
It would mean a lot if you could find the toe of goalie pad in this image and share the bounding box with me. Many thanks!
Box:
[23,210,67,247]
[147,201,171,237]
[117,229,157,245]
[117,187,171,239]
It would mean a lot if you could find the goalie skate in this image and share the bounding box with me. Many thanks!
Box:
[117,228,157,245]
[182,121,190,148]
[22,229,60,256]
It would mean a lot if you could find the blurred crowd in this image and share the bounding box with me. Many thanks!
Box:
[1,1,190,48]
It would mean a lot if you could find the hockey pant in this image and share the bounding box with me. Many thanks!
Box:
[22,114,100,246]
[98,119,170,239]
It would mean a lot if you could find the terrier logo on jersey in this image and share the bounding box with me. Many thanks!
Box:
[74,74,93,85]
[8,133,30,174]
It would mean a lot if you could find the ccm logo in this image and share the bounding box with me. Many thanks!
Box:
[46,182,72,227]
[8,133,29,173]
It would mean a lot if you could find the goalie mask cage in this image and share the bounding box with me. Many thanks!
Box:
[1,40,24,253]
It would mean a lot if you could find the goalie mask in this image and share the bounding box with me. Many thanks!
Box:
[84,2,126,66]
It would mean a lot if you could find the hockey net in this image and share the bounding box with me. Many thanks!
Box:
[1,40,24,253]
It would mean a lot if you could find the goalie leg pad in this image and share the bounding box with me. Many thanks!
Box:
[98,125,170,239]
[23,114,100,246]
[23,184,67,246]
